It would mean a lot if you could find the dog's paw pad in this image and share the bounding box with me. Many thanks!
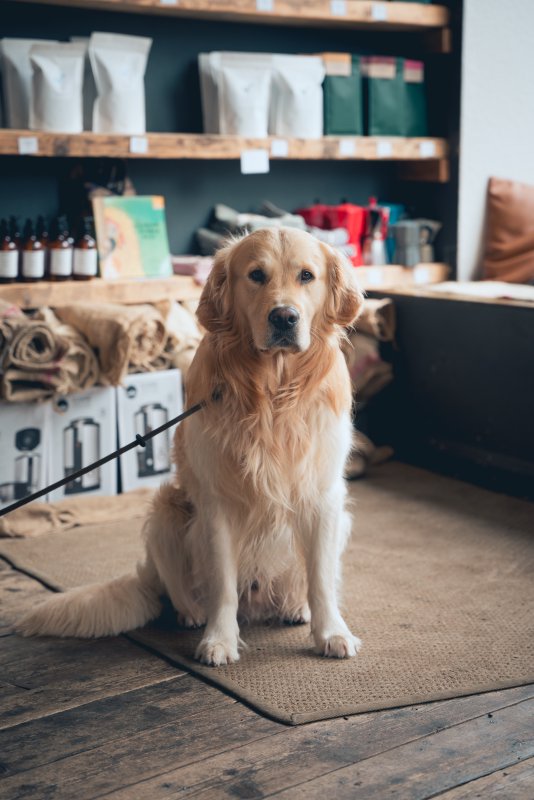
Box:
[177,613,206,630]
[282,605,311,625]
[322,633,362,659]
[195,640,239,667]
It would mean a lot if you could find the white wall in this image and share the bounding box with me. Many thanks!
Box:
[457,0,534,280]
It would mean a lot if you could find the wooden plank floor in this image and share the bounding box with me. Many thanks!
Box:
[1,557,533,799]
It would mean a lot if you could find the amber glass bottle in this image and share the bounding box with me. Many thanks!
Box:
[48,216,73,281]
[0,218,19,283]
[73,217,98,280]
[21,218,45,282]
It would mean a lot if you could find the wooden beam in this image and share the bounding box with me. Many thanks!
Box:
[11,0,450,31]
[1,131,449,165]
[0,276,203,310]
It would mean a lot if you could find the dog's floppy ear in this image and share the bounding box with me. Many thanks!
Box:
[196,243,232,332]
[322,243,364,327]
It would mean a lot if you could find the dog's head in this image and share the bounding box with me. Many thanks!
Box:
[197,227,363,354]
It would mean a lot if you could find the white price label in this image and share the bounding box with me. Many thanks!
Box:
[159,0,178,5]
[240,149,270,174]
[256,0,274,11]
[338,139,356,157]
[419,140,437,158]
[330,0,347,15]
[271,139,289,157]
[129,136,149,154]
[18,136,39,155]
[376,140,393,158]
[371,3,388,21]
[366,267,383,286]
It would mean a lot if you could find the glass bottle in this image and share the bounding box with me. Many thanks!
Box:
[73,217,98,280]
[0,218,19,283]
[48,216,73,281]
[21,218,45,282]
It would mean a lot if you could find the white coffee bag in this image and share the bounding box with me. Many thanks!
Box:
[29,42,85,133]
[270,55,325,138]
[199,52,272,136]
[70,37,96,131]
[89,32,152,134]
[0,38,58,128]
[218,60,271,137]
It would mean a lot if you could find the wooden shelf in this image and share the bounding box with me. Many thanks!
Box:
[13,0,450,32]
[0,276,203,310]
[0,265,450,311]
[1,131,449,176]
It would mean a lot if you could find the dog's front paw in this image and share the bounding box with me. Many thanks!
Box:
[316,632,362,659]
[195,638,240,667]
[282,603,311,626]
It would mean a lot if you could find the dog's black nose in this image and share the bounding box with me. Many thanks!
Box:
[268,306,300,331]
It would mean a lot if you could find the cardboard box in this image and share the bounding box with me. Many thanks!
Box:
[48,387,117,502]
[0,401,51,510]
[116,370,183,492]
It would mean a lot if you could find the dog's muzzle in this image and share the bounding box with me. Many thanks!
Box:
[267,305,300,348]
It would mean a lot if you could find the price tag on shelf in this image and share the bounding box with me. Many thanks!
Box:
[419,140,437,158]
[159,0,178,6]
[271,139,289,157]
[129,136,149,154]
[330,0,347,16]
[371,3,388,22]
[376,140,393,158]
[366,267,383,287]
[17,136,39,155]
[240,149,270,174]
[338,139,356,157]
[256,0,274,12]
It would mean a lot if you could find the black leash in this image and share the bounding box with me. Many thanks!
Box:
[0,398,207,519]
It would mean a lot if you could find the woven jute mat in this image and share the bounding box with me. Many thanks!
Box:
[1,463,533,725]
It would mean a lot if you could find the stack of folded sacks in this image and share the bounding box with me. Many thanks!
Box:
[54,300,203,384]
[196,201,355,262]
[54,302,168,386]
[196,201,306,255]
[0,300,99,402]
[345,297,396,479]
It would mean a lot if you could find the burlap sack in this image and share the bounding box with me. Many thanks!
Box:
[54,302,167,385]
[356,298,396,342]
[0,487,153,539]
[1,308,99,401]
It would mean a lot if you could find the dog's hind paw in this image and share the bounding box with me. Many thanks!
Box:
[195,638,240,667]
[177,612,206,630]
[318,633,362,659]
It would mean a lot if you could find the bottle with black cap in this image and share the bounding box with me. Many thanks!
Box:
[49,215,73,281]
[0,218,19,283]
[73,216,98,280]
[21,218,45,282]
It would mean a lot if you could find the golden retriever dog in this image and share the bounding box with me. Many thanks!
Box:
[18,227,364,665]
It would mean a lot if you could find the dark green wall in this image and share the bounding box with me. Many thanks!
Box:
[0,1,459,256]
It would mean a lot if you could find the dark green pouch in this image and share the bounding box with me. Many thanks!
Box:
[363,56,427,137]
[323,54,363,136]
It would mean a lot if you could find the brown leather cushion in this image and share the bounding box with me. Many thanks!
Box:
[482,177,534,283]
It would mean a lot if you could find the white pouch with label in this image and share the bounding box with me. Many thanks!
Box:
[89,32,152,134]
[70,37,96,131]
[0,38,58,128]
[270,55,325,138]
[199,52,272,135]
[29,42,85,132]
[218,57,271,137]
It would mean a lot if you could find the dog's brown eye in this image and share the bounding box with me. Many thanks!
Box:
[249,268,267,284]
[299,270,315,283]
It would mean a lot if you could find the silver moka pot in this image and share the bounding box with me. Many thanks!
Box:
[135,403,170,478]
[389,219,442,267]
[64,417,100,494]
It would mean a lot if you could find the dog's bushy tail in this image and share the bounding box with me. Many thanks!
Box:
[16,558,162,639]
